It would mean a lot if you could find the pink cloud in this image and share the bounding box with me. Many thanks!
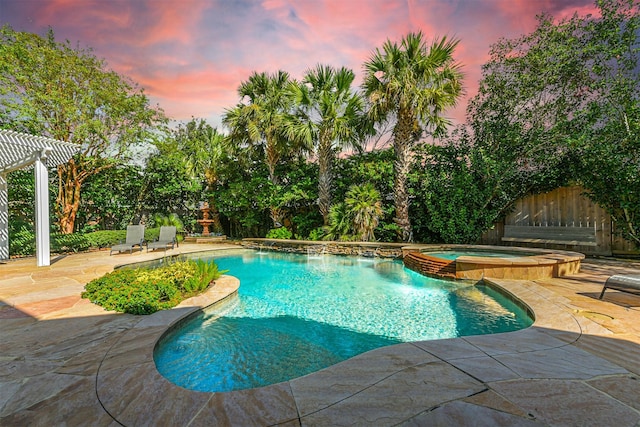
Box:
[2,0,600,128]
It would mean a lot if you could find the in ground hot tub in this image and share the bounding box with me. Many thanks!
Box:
[402,244,585,280]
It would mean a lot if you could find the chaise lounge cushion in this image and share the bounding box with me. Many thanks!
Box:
[110,225,145,255]
[147,226,177,253]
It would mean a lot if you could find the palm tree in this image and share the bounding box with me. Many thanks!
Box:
[174,119,225,232]
[344,183,383,242]
[362,32,464,242]
[324,203,352,241]
[287,65,366,225]
[223,71,306,226]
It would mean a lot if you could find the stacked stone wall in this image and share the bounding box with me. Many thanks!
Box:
[242,239,404,259]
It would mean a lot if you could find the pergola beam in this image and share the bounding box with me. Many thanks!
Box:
[0,130,80,266]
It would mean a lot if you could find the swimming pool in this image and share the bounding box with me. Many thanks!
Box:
[154,250,533,392]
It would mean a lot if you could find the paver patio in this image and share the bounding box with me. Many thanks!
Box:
[1,244,639,426]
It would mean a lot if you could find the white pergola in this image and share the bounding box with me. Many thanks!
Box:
[0,129,80,266]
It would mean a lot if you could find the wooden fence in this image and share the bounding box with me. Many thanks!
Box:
[480,186,638,256]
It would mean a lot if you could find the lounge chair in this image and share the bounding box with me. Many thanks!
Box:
[599,274,640,299]
[110,225,145,255]
[147,226,178,253]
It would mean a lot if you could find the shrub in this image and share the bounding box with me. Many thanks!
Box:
[9,224,91,256]
[266,227,292,239]
[144,227,160,244]
[307,227,325,241]
[84,230,127,248]
[51,233,91,253]
[9,224,35,256]
[82,259,227,315]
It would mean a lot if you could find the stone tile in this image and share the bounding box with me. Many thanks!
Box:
[290,343,437,415]
[97,361,212,426]
[463,389,531,418]
[587,374,640,411]
[135,306,199,328]
[412,337,487,360]
[99,326,166,370]
[0,357,61,381]
[571,334,640,376]
[192,382,298,426]
[56,330,128,376]
[491,379,640,427]
[401,401,543,427]
[0,372,85,417]
[0,376,115,427]
[0,304,32,319]
[464,328,568,356]
[299,361,484,426]
[493,345,628,380]
[449,355,520,382]
[0,380,23,415]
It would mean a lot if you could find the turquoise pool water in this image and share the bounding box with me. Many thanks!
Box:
[425,251,532,261]
[154,250,533,392]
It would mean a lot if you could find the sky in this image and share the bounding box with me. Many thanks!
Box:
[1,0,599,129]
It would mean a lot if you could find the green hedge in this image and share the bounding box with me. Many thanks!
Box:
[9,226,91,256]
[82,259,226,315]
[8,227,173,256]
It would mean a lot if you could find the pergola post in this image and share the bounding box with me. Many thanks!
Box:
[34,151,51,267]
[0,174,8,262]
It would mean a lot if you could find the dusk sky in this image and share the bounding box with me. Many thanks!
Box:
[2,0,598,128]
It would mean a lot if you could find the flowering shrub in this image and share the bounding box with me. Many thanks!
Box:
[82,259,226,315]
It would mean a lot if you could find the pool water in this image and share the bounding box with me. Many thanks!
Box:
[424,251,531,261]
[154,250,532,392]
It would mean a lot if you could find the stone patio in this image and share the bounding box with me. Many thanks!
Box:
[1,244,639,426]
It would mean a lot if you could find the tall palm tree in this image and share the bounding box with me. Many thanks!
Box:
[287,65,366,225]
[362,32,464,242]
[175,119,226,232]
[223,71,305,226]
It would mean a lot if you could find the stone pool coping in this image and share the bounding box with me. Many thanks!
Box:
[95,254,638,426]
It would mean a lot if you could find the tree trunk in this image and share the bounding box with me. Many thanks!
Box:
[269,206,284,228]
[393,111,415,242]
[208,196,223,233]
[57,160,82,234]
[265,136,282,228]
[317,132,333,225]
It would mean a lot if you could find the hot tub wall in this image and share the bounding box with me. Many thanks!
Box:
[402,244,584,281]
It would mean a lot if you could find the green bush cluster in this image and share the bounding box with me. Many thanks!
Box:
[266,227,293,239]
[9,223,35,256]
[81,259,226,315]
[83,230,127,248]
[51,233,91,253]
[9,224,91,256]
[8,227,177,257]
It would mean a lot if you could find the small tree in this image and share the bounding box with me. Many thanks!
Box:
[344,183,383,242]
[0,26,165,233]
[468,0,640,246]
[324,183,383,242]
